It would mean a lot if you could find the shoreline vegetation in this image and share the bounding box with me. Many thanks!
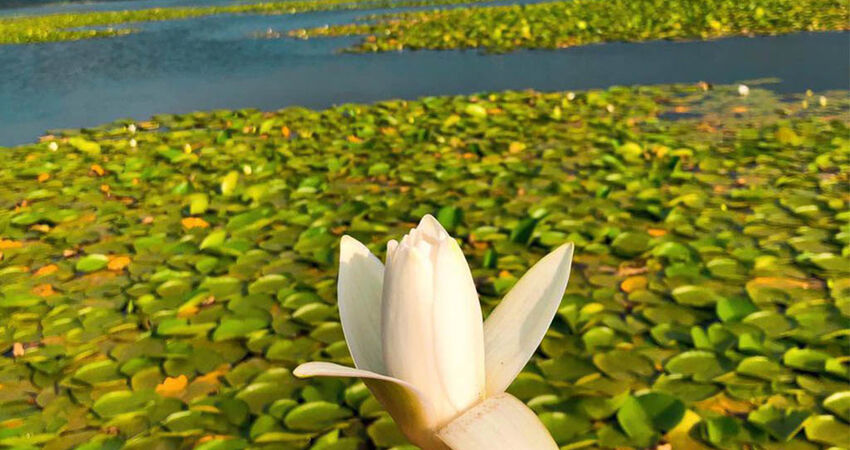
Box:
[288,0,850,53]
[1,84,848,449]
[0,0,495,44]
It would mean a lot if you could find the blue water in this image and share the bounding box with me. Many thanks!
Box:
[0,0,250,17]
[0,2,847,146]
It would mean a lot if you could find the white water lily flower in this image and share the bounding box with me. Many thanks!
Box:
[294,215,574,449]
[738,84,750,96]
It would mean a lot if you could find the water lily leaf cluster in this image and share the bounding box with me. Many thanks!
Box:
[0,83,848,449]
[289,0,850,52]
[0,0,494,45]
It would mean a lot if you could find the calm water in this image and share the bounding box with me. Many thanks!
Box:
[0,0,252,16]
[0,4,847,146]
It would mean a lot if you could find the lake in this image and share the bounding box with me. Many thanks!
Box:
[1,2,847,146]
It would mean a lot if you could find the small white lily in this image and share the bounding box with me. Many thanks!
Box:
[294,215,574,449]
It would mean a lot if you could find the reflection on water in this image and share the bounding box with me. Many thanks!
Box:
[0,5,847,146]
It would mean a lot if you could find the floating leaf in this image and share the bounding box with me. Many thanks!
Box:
[76,254,109,272]
[284,402,352,431]
[804,415,850,447]
[748,405,810,441]
[616,391,685,447]
[611,231,651,257]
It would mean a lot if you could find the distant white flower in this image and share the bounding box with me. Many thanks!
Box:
[295,215,574,449]
[48,142,58,152]
[567,91,576,101]
[738,84,750,96]
[127,123,137,134]
[819,96,828,107]
[129,138,137,148]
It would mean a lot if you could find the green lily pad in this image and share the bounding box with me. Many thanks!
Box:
[366,416,408,447]
[611,231,651,257]
[92,391,154,418]
[616,391,685,447]
[783,348,830,372]
[212,318,269,341]
[284,401,352,431]
[823,391,850,421]
[748,405,810,441]
[672,285,722,307]
[76,254,109,272]
[804,415,850,447]
[716,297,758,322]
[73,359,121,384]
[665,350,726,381]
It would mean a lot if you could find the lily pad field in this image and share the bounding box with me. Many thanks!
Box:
[290,0,849,52]
[1,83,848,449]
[2,0,850,447]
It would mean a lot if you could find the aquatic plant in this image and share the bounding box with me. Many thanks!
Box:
[0,0,495,45]
[0,84,847,449]
[295,217,573,449]
[290,0,850,52]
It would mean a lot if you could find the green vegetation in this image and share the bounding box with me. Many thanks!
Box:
[0,0,490,45]
[0,83,848,449]
[290,0,850,52]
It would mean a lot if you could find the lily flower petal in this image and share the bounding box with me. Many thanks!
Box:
[482,243,574,396]
[431,230,486,413]
[382,215,485,427]
[338,235,385,373]
[437,393,558,450]
[294,361,447,449]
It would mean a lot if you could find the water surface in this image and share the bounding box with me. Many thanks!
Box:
[1,6,847,146]
[0,0,255,17]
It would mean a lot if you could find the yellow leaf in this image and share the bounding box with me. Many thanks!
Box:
[749,277,816,290]
[181,217,210,229]
[648,228,668,237]
[0,240,23,250]
[90,164,105,176]
[32,284,55,297]
[156,375,188,398]
[34,264,58,277]
[442,114,461,128]
[694,393,753,415]
[177,305,199,318]
[508,141,526,154]
[664,410,712,450]
[620,276,647,293]
[37,173,50,183]
[30,224,50,233]
[107,256,131,271]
